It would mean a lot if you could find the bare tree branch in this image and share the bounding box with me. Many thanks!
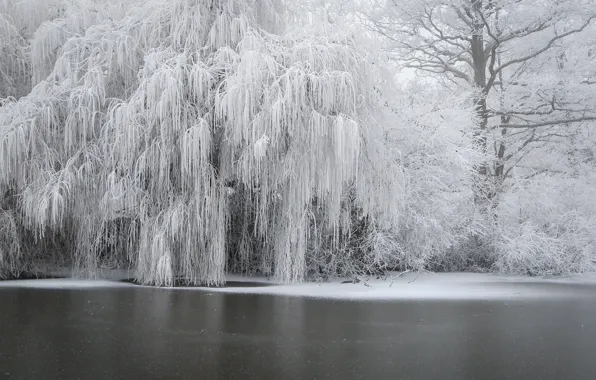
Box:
[504,116,596,129]
[493,17,595,75]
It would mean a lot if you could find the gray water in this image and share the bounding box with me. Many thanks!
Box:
[1,285,596,380]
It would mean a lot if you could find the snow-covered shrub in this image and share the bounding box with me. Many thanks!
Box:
[492,173,596,275]
[0,208,21,279]
[378,83,485,272]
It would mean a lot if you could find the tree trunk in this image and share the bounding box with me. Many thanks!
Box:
[470,0,491,209]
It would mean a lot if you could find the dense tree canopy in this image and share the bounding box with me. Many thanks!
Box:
[1,0,594,284]
[362,0,596,274]
[0,0,452,284]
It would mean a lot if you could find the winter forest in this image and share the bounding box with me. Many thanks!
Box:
[0,0,595,286]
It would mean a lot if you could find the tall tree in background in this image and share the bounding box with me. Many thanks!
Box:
[366,0,596,210]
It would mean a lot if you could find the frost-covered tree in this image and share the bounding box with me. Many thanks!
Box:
[6,0,585,282]
[380,82,486,271]
[2,0,446,284]
[364,0,596,206]
[356,0,596,274]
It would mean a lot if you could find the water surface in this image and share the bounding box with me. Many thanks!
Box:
[1,285,595,379]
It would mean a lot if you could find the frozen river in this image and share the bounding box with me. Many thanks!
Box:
[1,281,595,379]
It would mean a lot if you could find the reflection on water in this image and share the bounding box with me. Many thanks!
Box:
[1,286,595,380]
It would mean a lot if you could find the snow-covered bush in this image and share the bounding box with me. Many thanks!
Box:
[492,173,596,275]
[386,84,484,271]
[0,208,21,279]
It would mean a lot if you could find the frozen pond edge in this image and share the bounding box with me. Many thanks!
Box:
[2,272,596,301]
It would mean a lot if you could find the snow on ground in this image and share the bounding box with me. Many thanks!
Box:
[1,271,595,299]
[211,272,596,300]
[0,279,137,289]
[0,268,136,289]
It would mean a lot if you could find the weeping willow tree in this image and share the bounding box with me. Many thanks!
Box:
[0,0,430,285]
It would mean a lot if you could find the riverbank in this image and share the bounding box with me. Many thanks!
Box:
[2,270,596,300]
